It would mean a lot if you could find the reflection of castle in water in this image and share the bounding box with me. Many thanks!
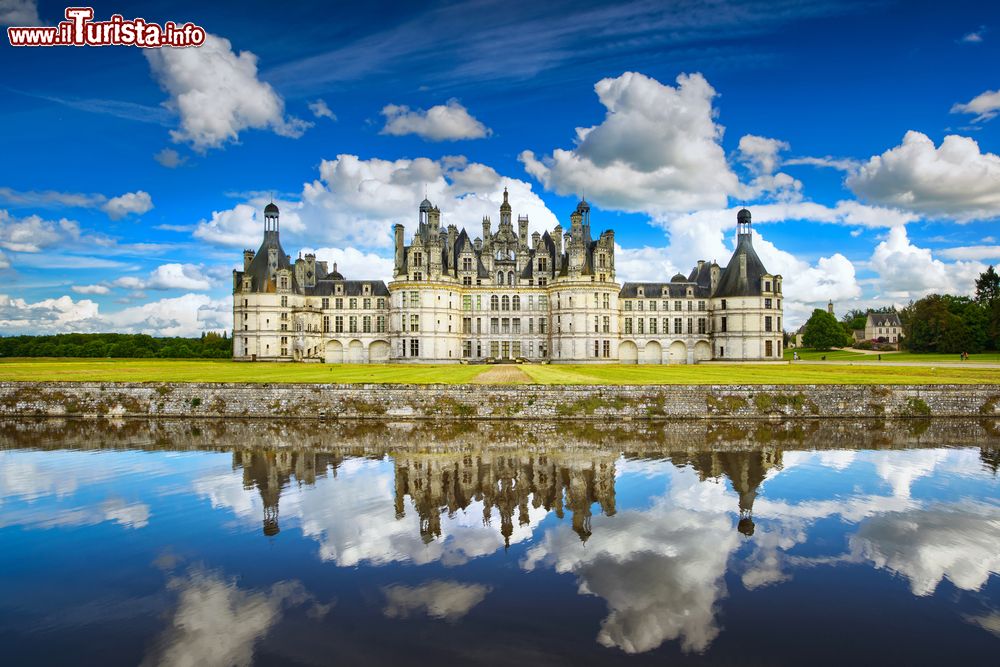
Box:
[231,445,781,542]
[671,448,783,536]
[393,451,617,545]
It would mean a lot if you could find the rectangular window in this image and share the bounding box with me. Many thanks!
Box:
[363,316,372,333]
[698,300,706,311]
[349,316,358,333]
[637,318,644,334]
[603,340,610,358]
[323,316,330,333]
[377,315,386,333]
[765,316,773,332]
[463,295,472,311]
[687,318,693,334]
[490,341,500,358]
[603,316,610,333]
[675,300,682,311]
[539,295,548,310]
[650,318,657,334]
[766,340,774,356]
[280,296,288,307]
[625,318,633,334]
[322,298,329,309]
[463,341,472,358]
[335,298,343,309]
[491,318,499,334]
[540,318,547,334]
[363,298,371,310]
[348,298,356,309]
[528,318,534,334]
[409,314,419,332]
[513,318,521,334]
[409,291,420,307]
[410,339,420,357]
[687,300,693,311]
[603,293,610,309]
[721,299,727,310]
[698,317,706,334]
[335,316,344,333]
[649,300,656,311]
[463,317,472,334]
[721,316,727,332]
[765,298,772,309]
[625,300,632,311]
[674,318,682,334]
[637,300,644,311]
[594,340,600,358]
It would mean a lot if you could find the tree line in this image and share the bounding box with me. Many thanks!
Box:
[797,266,1000,353]
[0,332,232,359]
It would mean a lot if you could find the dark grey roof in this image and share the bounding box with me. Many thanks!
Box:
[868,312,901,327]
[310,280,390,297]
[619,281,710,299]
[713,234,771,298]
[264,202,279,214]
[240,230,291,292]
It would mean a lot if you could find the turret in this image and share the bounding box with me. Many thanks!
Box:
[243,249,254,271]
[263,202,279,241]
[500,187,511,227]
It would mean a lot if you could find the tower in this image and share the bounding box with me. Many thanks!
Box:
[264,201,279,237]
[737,207,751,239]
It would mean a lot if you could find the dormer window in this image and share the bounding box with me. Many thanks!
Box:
[363,284,371,296]
[765,280,772,292]
[637,287,644,297]
[335,285,343,295]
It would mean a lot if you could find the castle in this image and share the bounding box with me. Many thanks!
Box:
[232,192,784,363]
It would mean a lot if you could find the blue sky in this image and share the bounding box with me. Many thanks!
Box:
[1,0,998,334]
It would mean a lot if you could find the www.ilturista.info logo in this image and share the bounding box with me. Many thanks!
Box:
[8,7,206,48]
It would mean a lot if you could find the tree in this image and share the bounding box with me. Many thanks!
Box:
[802,308,847,350]
[976,266,1000,350]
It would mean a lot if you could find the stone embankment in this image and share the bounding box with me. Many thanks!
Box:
[1,382,999,420]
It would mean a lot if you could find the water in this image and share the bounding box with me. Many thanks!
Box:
[1,418,998,666]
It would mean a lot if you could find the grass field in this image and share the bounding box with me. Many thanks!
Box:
[0,358,484,384]
[785,348,1000,363]
[0,357,997,385]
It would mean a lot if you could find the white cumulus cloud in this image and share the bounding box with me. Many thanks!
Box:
[145,34,311,151]
[520,71,739,215]
[101,191,153,220]
[847,131,1000,221]
[381,99,491,141]
[870,226,986,299]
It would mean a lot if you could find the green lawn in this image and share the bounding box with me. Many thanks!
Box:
[519,363,1000,385]
[0,357,997,385]
[0,358,485,384]
[785,348,1000,363]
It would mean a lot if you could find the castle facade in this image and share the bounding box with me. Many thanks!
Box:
[232,193,784,363]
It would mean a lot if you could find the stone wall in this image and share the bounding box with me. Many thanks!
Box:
[1,381,999,420]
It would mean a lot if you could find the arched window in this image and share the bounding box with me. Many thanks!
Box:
[501,295,510,311]
[512,295,520,311]
[490,295,499,311]
[508,271,514,285]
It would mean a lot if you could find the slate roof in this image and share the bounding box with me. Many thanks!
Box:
[868,312,901,328]
[713,234,771,298]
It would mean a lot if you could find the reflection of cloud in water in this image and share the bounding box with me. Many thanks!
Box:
[195,459,546,567]
[849,503,1000,596]
[523,467,739,654]
[0,496,150,530]
[964,610,1000,638]
[382,580,491,622]
[141,569,318,667]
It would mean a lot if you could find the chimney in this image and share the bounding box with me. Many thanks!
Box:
[447,224,458,254]
[531,231,540,249]
[710,263,720,292]
[393,224,405,273]
[243,250,254,271]
[518,215,529,246]
[482,216,491,248]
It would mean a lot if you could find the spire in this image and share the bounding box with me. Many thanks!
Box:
[500,186,511,211]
